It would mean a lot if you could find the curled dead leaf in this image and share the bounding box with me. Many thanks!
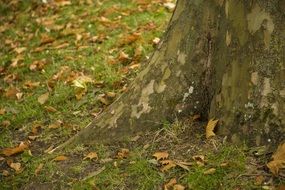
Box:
[267,143,285,175]
[2,142,29,156]
[153,151,169,161]
[53,155,68,161]
[164,178,177,190]
[203,168,216,175]
[35,163,44,176]
[83,152,98,160]
[117,148,129,159]
[205,119,219,139]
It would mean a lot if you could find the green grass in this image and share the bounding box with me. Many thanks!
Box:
[0,0,171,188]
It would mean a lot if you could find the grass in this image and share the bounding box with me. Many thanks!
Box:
[0,0,283,189]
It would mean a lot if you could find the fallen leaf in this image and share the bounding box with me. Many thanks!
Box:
[44,106,57,112]
[174,160,193,171]
[83,152,98,160]
[14,47,26,54]
[0,108,5,115]
[161,160,176,172]
[117,148,129,159]
[164,178,177,190]
[163,2,176,11]
[5,87,19,99]
[9,162,22,172]
[48,120,62,129]
[153,151,169,160]
[203,168,216,175]
[173,184,185,190]
[152,37,160,45]
[38,92,49,105]
[23,81,40,89]
[118,51,130,62]
[267,143,285,175]
[53,155,68,161]
[28,136,39,141]
[2,170,9,176]
[192,155,206,166]
[2,142,29,156]
[2,120,11,127]
[35,163,44,176]
[205,119,219,138]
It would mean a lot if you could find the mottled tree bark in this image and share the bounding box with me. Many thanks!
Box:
[58,0,285,149]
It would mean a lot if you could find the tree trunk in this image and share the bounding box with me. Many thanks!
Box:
[58,0,285,149]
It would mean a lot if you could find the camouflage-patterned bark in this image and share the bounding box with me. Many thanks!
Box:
[60,0,284,149]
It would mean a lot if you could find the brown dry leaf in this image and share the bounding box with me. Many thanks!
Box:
[161,160,176,172]
[38,92,49,105]
[205,118,219,139]
[164,178,177,190]
[23,81,40,89]
[28,136,38,141]
[5,87,19,99]
[54,0,71,6]
[267,143,285,175]
[40,34,55,45]
[118,51,130,62]
[32,122,42,134]
[2,170,9,176]
[153,151,169,161]
[119,32,141,46]
[35,163,44,176]
[29,59,47,71]
[152,37,160,45]
[2,120,11,127]
[44,106,57,112]
[192,155,206,166]
[8,162,22,172]
[54,42,69,49]
[117,148,129,159]
[174,160,193,171]
[203,168,216,175]
[14,47,26,54]
[53,155,68,161]
[83,152,98,160]
[98,96,109,105]
[48,120,62,129]
[2,142,29,156]
[0,108,6,115]
[173,184,185,190]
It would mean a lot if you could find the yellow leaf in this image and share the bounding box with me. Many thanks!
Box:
[205,119,219,138]
[38,92,49,105]
[35,163,44,176]
[83,152,98,160]
[203,168,216,175]
[53,155,68,161]
[153,151,169,161]
[2,142,29,156]
[267,143,285,175]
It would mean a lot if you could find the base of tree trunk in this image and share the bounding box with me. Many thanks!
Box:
[55,0,285,151]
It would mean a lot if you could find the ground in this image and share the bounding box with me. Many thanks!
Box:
[0,0,284,189]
